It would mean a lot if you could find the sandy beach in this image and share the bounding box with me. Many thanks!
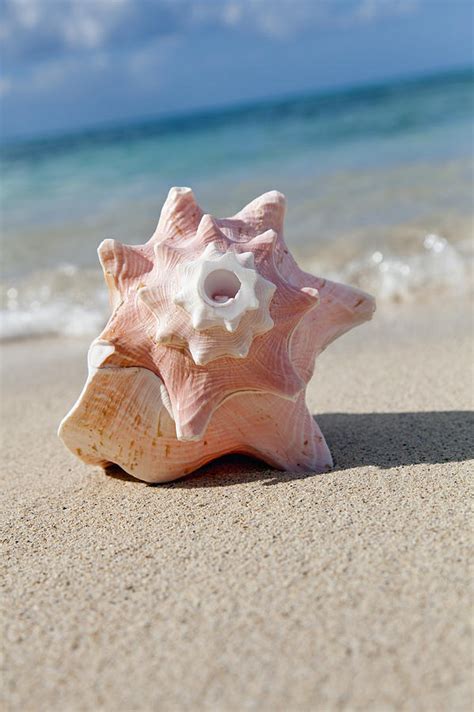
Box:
[1,3,473,709]
[1,299,472,711]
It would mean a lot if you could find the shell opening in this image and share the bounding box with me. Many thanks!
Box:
[203,269,241,305]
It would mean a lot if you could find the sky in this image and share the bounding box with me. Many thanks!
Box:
[0,0,472,140]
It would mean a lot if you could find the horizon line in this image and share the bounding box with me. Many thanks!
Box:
[2,63,472,148]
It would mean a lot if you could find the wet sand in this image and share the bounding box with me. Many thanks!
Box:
[1,301,472,711]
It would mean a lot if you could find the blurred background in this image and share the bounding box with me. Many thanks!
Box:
[0,0,472,340]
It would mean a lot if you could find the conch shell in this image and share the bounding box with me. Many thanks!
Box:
[59,187,375,483]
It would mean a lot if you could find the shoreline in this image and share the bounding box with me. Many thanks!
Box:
[1,300,473,710]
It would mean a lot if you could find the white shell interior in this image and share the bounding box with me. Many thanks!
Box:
[202,269,241,305]
[171,243,276,351]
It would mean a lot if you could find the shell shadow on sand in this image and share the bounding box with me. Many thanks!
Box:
[104,410,474,488]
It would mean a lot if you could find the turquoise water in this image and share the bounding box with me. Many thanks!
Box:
[1,68,473,338]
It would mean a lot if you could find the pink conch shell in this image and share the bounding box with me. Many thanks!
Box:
[58,187,375,483]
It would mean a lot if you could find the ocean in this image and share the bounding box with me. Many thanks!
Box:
[1,68,472,340]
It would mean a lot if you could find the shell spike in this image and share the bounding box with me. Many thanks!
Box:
[224,319,237,333]
[235,191,286,233]
[153,242,182,272]
[301,286,320,304]
[195,213,229,249]
[97,238,121,272]
[244,229,278,267]
[137,286,153,309]
[191,309,207,330]
[236,251,255,268]
[98,239,151,308]
[153,186,203,242]
[247,229,278,254]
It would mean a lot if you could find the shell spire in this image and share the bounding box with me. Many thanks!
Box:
[59,187,375,481]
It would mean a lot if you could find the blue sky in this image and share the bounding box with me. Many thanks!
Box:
[0,0,472,139]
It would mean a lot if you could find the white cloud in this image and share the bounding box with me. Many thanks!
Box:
[11,0,41,29]
[1,0,422,62]
[0,0,422,98]
[351,0,419,25]
[222,3,243,28]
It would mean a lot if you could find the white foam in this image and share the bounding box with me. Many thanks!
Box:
[0,302,107,341]
[0,233,471,342]
[326,233,471,303]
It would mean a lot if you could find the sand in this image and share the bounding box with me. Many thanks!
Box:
[1,300,472,711]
